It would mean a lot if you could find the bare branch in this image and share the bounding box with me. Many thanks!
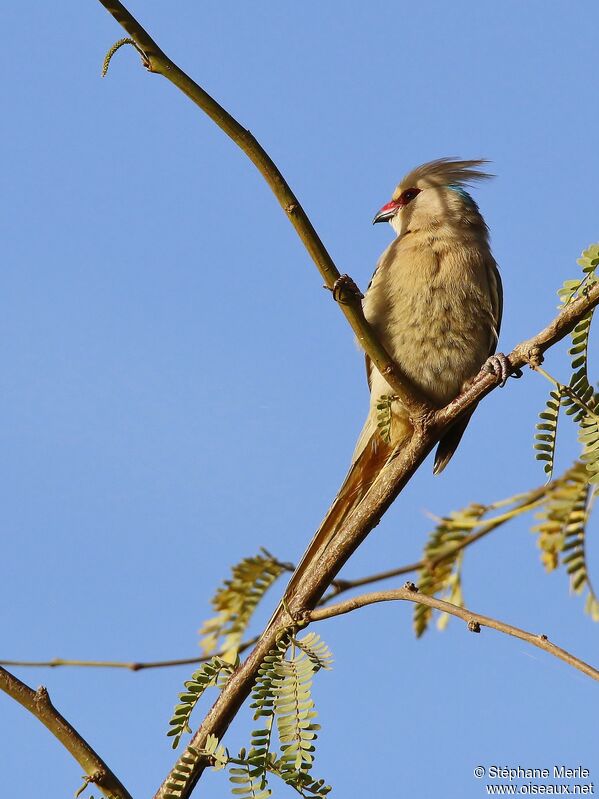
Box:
[0,667,132,799]
[96,0,430,418]
[308,585,599,683]
[0,636,259,672]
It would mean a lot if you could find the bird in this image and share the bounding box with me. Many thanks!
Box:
[270,157,506,625]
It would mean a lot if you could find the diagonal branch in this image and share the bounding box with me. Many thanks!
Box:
[308,586,599,683]
[96,0,430,418]
[0,667,132,799]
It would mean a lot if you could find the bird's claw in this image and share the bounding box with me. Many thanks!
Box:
[483,353,520,387]
[328,274,364,304]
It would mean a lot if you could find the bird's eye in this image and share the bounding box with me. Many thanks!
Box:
[400,187,421,204]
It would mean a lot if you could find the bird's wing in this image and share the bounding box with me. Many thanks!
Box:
[364,354,373,391]
[434,257,503,475]
[487,258,503,355]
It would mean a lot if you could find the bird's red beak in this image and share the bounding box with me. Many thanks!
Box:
[373,199,401,224]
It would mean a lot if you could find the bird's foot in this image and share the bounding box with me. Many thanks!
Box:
[483,353,522,387]
[327,274,364,304]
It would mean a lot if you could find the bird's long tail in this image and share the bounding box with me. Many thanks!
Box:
[266,428,394,631]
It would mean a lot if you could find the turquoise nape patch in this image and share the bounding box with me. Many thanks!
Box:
[447,184,477,206]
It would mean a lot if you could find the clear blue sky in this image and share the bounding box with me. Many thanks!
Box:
[2,2,598,797]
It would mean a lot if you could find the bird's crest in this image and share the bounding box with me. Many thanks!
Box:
[396,158,494,194]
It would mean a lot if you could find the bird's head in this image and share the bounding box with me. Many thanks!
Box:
[373,157,493,236]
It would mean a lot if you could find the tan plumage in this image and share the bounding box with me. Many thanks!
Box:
[360,158,501,469]
[397,157,494,192]
[270,158,502,620]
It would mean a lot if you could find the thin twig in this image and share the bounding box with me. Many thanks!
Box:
[0,667,132,799]
[0,636,259,672]
[308,586,599,683]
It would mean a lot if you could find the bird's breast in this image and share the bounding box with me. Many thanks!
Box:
[363,233,496,407]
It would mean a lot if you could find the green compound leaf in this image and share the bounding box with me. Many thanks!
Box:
[532,461,599,620]
[436,553,465,632]
[534,389,562,480]
[163,745,201,799]
[268,755,332,798]
[167,657,234,749]
[557,243,599,305]
[579,412,599,486]
[200,550,286,661]
[247,633,331,797]
[292,633,333,672]
[204,734,229,771]
[228,758,272,799]
[562,312,595,424]
[535,243,599,481]
[414,503,487,637]
[163,737,229,798]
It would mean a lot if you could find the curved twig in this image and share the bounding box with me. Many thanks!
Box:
[308,586,599,683]
[96,0,430,417]
[102,37,148,77]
